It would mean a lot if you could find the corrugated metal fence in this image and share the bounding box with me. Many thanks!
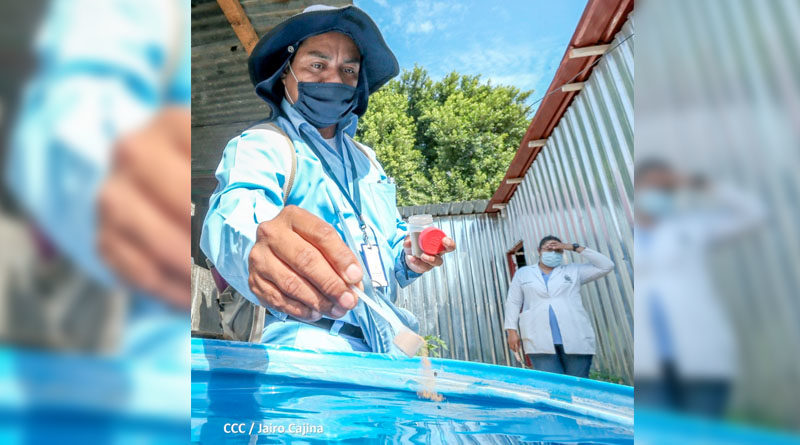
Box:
[397,20,635,384]
[396,207,514,367]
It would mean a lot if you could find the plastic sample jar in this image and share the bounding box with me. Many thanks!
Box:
[407,214,433,257]
[419,226,447,255]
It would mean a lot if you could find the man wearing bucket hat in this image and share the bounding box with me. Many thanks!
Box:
[200,5,455,355]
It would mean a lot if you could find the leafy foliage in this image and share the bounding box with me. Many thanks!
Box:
[419,334,449,358]
[357,66,532,206]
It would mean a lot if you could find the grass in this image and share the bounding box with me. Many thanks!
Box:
[589,370,628,385]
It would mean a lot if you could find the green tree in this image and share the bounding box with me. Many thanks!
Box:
[355,89,431,205]
[357,65,532,206]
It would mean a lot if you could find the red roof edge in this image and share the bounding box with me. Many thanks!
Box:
[485,0,634,213]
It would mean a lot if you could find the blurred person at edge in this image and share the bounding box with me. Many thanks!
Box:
[4,0,190,350]
[504,236,614,378]
[633,160,765,418]
[200,5,455,355]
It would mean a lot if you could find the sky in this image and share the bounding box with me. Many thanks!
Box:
[353,0,588,111]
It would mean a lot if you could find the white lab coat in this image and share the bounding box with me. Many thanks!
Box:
[504,248,614,355]
[635,185,765,378]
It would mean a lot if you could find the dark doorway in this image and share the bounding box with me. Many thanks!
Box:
[506,241,526,278]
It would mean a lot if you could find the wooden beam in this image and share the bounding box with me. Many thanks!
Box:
[217,0,259,55]
[568,44,611,58]
[505,177,524,184]
[528,139,547,148]
[561,82,585,92]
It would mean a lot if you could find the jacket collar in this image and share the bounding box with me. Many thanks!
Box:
[534,263,563,284]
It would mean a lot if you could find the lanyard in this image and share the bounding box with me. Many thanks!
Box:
[323,182,389,353]
[298,129,370,244]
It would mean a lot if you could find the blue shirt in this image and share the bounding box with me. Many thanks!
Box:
[200,99,422,355]
[637,228,674,360]
[541,271,564,345]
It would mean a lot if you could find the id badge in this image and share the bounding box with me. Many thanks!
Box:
[360,243,389,288]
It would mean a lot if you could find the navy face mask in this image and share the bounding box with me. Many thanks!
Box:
[286,63,357,128]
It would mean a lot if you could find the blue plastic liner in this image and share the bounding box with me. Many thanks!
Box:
[192,338,633,443]
[635,409,800,445]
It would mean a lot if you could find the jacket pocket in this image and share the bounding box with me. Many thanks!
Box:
[576,307,597,341]
[518,310,536,341]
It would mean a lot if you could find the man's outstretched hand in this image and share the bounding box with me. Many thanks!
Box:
[248,206,364,321]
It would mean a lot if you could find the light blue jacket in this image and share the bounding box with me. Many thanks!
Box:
[200,99,422,355]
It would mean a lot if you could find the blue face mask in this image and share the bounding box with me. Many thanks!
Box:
[541,251,563,268]
[637,189,675,219]
[286,63,357,128]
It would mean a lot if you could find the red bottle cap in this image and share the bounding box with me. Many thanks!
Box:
[419,227,447,255]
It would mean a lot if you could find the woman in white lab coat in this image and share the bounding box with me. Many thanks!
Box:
[504,236,614,377]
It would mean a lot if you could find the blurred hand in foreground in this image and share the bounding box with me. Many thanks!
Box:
[97,108,191,309]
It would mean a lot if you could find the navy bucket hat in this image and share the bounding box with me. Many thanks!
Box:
[249,4,399,119]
